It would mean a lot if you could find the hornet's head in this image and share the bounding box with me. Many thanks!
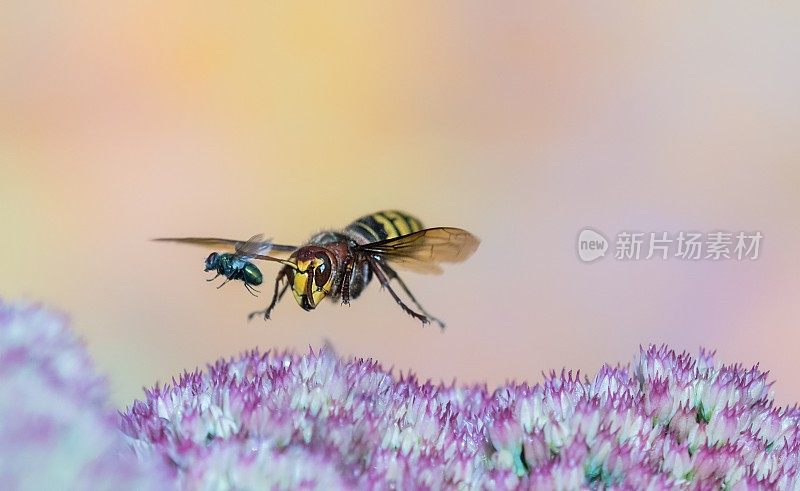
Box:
[287,246,336,310]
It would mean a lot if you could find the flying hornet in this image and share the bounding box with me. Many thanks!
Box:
[155,210,480,328]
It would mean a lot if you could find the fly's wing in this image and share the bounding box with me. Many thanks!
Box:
[356,227,479,274]
[153,236,297,255]
[234,234,273,260]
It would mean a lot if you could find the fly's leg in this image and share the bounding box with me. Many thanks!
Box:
[382,263,445,329]
[248,269,288,321]
[206,273,221,282]
[243,283,261,297]
[367,257,431,326]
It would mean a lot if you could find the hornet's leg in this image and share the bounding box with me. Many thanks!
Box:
[248,269,288,321]
[340,256,355,306]
[367,257,431,326]
[382,263,445,329]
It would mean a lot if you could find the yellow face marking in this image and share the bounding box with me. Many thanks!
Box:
[292,260,311,298]
[290,257,331,309]
[292,288,305,306]
[311,290,327,306]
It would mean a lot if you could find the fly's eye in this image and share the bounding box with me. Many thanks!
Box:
[314,255,332,287]
[205,252,218,269]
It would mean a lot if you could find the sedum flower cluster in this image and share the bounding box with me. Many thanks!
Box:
[0,301,167,491]
[3,300,800,490]
[122,346,800,489]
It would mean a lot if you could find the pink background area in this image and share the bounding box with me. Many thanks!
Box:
[2,3,798,406]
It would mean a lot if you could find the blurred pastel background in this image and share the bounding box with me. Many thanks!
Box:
[2,3,798,406]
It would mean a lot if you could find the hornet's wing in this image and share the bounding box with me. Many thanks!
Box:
[356,227,479,274]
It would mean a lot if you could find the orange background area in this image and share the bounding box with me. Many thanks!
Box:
[2,3,799,406]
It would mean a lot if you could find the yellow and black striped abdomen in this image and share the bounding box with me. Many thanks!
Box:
[346,210,424,244]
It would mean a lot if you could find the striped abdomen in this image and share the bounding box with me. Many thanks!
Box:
[345,210,424,245]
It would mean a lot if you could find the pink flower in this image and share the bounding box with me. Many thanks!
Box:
[121,344,800,489]
[0,301,169,490]
[4,300,800,489]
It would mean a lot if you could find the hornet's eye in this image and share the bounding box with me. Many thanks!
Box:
[314,254,332,288]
